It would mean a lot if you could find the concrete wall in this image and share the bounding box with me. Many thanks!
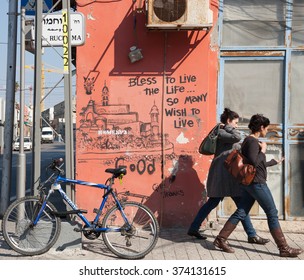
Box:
[75,1,219,227]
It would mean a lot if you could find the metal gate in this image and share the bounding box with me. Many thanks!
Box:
[216,0,304,221]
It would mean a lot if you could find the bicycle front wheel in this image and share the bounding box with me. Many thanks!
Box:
[2,196,61,256]
[101,201,159,259]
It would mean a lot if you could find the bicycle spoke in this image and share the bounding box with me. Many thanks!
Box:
[102,202,159,259]
[2,196,61,256]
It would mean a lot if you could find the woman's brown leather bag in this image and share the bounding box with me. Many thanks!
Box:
[224,149,256,185]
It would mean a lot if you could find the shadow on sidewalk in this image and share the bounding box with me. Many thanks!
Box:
[0,231,27,259]
[157,227,278,258]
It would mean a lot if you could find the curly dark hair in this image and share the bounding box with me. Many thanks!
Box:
[248,114,270,133]
[220,108,239,124]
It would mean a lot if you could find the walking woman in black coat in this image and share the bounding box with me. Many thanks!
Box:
[188,109,268,245]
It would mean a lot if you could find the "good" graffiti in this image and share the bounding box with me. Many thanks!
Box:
[115,158,156,175]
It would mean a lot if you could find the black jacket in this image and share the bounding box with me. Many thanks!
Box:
[241,136,277,183]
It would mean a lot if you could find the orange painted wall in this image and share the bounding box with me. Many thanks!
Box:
[75,1,219,227]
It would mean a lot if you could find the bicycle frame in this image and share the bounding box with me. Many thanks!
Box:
[2,158,159,259]
[34,174,130,233]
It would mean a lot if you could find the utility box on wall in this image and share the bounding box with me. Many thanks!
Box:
[146,0,213,30]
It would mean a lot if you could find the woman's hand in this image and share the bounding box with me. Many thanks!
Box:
[276,157,285,164]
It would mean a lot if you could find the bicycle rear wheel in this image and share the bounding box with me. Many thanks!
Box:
[2,196,61,256]
[101,201,159,259]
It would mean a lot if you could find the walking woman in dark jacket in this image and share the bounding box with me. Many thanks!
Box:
[188,109,268,245]
[213,114,303,257]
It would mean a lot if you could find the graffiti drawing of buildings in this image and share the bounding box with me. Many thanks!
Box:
[77,83,174,161]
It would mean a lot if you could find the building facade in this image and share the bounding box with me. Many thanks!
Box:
[74,0,304,228]
[42,96,76,141]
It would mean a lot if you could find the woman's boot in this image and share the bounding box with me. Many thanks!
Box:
[270,227,303,257]
[213,221,237,253]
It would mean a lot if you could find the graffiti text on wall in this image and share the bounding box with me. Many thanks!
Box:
[128,77,159,95]
[165,75,207,128]
[115,157,156,175]
[128,74,207,128]
[152,183,185,199]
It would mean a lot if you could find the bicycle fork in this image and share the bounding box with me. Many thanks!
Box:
[32,191,53,226]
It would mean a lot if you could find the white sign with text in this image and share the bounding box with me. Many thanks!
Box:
[33,12,86,47]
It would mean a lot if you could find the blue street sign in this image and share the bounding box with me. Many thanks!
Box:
[21,0,53,16]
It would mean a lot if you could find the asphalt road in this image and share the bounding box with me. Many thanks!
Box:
[0,142,65,201]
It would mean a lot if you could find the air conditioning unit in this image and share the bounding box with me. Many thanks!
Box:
[146,0,213,30]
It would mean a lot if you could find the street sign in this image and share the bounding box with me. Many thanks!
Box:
[43,12,85,47]
[32,12,86,47]
[21,0,53,16]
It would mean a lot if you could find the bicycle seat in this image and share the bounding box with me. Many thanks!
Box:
[105,167,127,177]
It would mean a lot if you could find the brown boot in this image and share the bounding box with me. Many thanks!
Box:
[213,221,237,253]
[248,235,270,245]
[270,227,303,258]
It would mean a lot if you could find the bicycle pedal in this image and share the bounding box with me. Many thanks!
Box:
[73,227,82,232]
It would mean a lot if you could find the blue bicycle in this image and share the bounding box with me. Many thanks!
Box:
[2,158,159,259]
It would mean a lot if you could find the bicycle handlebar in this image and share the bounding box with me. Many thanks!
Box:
[48,158,64,172]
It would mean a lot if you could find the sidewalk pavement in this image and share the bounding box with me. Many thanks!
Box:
[1,219,303,260]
